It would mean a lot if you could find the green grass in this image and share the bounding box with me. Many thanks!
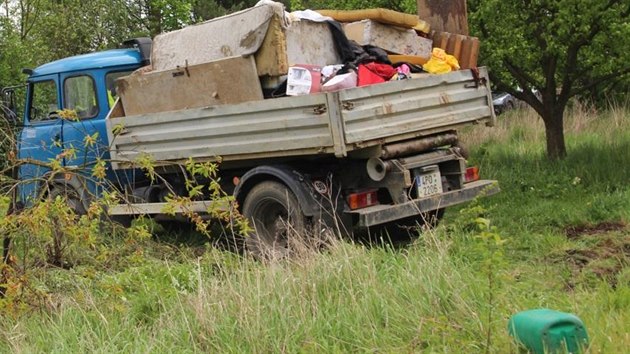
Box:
[1,104,629,353]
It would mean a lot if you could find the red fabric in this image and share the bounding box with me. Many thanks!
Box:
[358,63,396,86]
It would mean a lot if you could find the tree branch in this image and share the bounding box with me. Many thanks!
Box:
[502,59,545,115]
[115,0,147,30]
[572,67,630,96]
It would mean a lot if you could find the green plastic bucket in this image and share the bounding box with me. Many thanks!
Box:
[508,309,589,353]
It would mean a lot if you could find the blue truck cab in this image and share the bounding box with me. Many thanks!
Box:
[14,39,151,206]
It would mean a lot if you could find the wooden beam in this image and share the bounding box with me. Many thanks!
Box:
[417,0,469,36]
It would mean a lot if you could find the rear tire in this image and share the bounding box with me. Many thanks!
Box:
[242,181,307,260]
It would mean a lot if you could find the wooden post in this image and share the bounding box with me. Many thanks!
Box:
[417,0,469,36]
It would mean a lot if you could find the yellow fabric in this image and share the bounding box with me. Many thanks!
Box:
[107,90,116,108]
[423,59,452,74]
[317,8,430,33]
[446,54,461,70]
[423,48,460,74]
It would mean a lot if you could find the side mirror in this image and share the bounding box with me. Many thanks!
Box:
[1,87,19,125]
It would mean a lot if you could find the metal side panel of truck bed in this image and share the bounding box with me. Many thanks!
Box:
[338,68,494,148]
[106,67,495,170]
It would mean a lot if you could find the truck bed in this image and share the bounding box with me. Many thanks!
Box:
[106,67,495,169]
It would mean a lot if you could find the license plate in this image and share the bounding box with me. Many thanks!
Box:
[416,170,443,198]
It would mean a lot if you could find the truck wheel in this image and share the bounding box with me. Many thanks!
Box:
[242,181,307,259]
[380,209,444,243]
[48,184,132,228]
[48,184,86,215]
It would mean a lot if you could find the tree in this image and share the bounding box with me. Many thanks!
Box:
[191,0,268,21]
[469,0,630,159]
[417,0,469,35]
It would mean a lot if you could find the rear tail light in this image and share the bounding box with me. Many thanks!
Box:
[347,189,379,210]
[465,166,480,183]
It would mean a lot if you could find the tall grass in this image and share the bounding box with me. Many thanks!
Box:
[1,102,629,353]
[0,238,525,352]
[461,102,630,233]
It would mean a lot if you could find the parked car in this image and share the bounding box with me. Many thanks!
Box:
[492,92,517,115]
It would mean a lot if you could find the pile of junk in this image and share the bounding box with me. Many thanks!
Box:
[116,1,481,117]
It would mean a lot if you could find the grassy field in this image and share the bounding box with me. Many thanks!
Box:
[1,103,629,353]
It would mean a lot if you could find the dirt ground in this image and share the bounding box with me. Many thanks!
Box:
[561,222,629,288]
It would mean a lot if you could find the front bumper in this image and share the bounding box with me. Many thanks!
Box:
[349,179,500,227]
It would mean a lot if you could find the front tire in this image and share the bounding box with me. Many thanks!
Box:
[48,184,87,215]
[242,181,307,259]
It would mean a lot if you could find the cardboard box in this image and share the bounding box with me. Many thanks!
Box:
[286,65,322,96]
[322,72,357,92]
[117,56,263,116]
[344,19,432,58]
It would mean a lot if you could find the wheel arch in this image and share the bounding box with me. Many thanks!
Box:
[40,171,93,212]
[234,165,321,217]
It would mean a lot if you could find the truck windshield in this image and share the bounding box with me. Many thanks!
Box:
[29,80,58,122]
[64,75,98,119]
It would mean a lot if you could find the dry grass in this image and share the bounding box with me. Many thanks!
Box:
[460,99,630,150]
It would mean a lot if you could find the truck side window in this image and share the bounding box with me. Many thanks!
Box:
[29,80,58,122]
[64,75,98,119]
[105,71,133,108]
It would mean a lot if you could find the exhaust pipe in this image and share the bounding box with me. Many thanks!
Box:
[366,157,392,181]
[381,132,458,159]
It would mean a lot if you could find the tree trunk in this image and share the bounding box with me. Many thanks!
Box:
[147,2,163,37]
[542,111,567,160]
[417,0,469,35]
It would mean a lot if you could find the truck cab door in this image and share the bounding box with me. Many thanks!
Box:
[17,75,64,203]
[59,69,133,196]
[59,72,106,197]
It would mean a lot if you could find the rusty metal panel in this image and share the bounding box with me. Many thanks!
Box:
[338,68,494,147]
[108,94,334,169]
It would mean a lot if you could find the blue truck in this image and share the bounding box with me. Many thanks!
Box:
[1,38,499,256]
